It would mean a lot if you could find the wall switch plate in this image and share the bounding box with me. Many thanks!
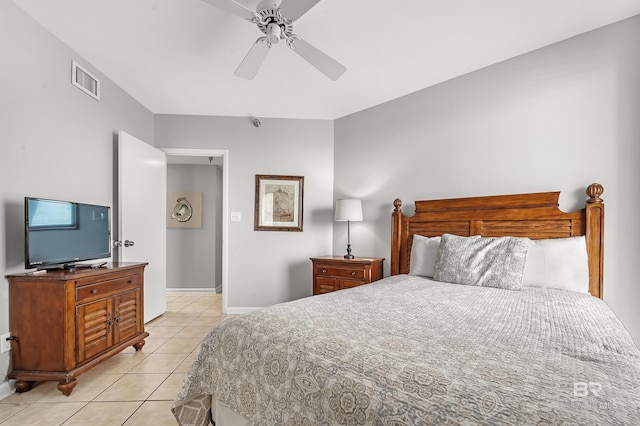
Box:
[230,212,241,222]
[0,333,11,353]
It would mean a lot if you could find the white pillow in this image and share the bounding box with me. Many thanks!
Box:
[523,236,590,293]
[409,235,440,278]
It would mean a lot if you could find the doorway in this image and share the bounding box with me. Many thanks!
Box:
[161,148,229,314]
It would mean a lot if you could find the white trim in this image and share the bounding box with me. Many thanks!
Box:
[160,148,229,314]
[166,288,217,293]
[163,148,225,157]
[221,151,229,314]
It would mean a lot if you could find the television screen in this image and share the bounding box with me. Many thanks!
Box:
[25,197,111,269]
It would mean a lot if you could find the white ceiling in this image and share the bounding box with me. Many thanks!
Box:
[13,0,640,120]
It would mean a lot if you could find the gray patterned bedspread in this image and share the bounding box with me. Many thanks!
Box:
[172,275,640,425]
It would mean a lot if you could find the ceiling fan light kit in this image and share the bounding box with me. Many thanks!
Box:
[203,0,346,80]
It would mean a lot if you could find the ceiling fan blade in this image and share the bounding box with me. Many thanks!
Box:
[235,38,271,79]
[279,0,321,21]
[287,36,346,80]
[201,0,256,21]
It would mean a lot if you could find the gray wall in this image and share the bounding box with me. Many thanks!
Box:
[334,16,640,345]
[166,163,223,291]
[155,115,335,308]
[0,0,154,398]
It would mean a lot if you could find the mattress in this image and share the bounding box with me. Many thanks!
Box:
[172,275,640,425]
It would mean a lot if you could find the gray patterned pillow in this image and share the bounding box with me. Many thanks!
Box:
[433,234,529,290]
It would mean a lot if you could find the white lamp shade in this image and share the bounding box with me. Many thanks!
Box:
[335,199,363,222]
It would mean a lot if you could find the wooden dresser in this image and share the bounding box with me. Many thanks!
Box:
[310,256,384,295]
[5,262,149,395]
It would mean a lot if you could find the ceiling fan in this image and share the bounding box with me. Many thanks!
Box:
[202,0,346,80]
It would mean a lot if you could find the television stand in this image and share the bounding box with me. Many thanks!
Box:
[5,262,148,396]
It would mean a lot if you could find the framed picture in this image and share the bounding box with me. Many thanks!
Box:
[254,175,303,231]
[167,191,202,228]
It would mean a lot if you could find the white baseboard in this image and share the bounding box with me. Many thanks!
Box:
[0,380,14,401]
[166,288,217,293]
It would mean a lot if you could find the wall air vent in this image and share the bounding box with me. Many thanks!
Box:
[71,60,100,100]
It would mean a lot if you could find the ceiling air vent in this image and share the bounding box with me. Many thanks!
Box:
[71,60,100,100]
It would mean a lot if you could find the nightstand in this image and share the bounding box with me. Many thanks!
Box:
[310,256,385,295]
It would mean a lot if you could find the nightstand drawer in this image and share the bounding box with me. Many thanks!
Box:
[315,265,365,280]
[341,280,366,289]
[316,277,339,294]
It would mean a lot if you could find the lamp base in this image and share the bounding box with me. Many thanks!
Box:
[344,244,354,259]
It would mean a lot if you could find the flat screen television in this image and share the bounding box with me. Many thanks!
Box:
[24,197,111,269]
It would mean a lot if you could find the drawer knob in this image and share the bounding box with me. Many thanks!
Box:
[91,289,98,294]
[351,272,356,276]
[322,269,327,273]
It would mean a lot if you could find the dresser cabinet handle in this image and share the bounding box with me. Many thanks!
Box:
[91,289,98,294]
[322,269,327,273]
[351,272,356,276]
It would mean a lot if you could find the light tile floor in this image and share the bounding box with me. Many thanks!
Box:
[0,292,226,425]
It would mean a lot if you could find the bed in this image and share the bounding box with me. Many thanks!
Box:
[172,183,640,425]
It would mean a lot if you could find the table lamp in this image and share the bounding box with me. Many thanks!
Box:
[335,199,363,259]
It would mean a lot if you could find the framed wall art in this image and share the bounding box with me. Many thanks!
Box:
[167,191,202,228]
[254,175,303,231]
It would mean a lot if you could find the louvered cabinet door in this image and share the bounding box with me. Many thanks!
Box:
[76,298,113,364]
[114,289,141,345]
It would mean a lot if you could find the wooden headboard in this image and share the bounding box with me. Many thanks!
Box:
[390,183,605,298]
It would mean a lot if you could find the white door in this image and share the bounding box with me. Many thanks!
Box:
[117,131,167,322]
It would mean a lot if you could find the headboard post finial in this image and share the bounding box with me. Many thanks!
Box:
[393,198,402,212]
[587,183,604,204]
